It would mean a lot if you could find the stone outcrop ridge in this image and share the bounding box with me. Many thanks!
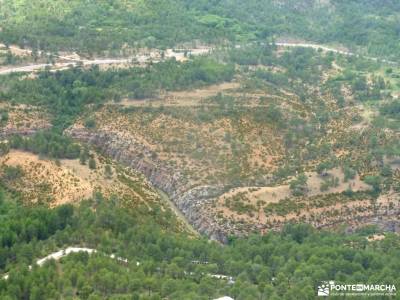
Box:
[66,126,185,194]
[65,125,228,242]
[175,185,227,242]
[344,200,400,234]
[0,124,51,138]
[65,126,400,242]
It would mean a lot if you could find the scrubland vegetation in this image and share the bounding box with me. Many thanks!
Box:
[0,0,400,298]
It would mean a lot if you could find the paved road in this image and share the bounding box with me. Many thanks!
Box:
[275,42,354,56]
[1,42,396,76]
[275,42,398,65]
[0,47,211,76]
[2,247,132,280]
[0,63,52,75]
[0,59,133,75]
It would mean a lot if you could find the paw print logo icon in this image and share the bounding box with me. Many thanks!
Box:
[318,282,330,296]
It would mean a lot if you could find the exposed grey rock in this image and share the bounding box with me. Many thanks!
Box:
[0,125,51,138]
[174,185,228,243]
[65,126,229,242]
[65,125,400,241]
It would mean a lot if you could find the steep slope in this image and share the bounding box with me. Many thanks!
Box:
[63,45,400,240]
[1,42,399,241]
[0,149,195,235]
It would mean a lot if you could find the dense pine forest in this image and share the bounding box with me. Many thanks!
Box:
[1,0,400,58]
[0,188,399,300]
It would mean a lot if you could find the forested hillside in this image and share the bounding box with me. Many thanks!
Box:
[1,0,400,58]
[0,0,400,299]
[0,188,399,300]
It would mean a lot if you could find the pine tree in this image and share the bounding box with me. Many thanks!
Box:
[89,158,96,170]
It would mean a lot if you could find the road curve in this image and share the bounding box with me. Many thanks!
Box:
[0,42,396,76]
[275,42,354,56]
[0,59,133,75]
[0,47,212,76]
[275,42,398,65]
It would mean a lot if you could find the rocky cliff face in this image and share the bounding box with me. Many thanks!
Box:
[343,197,400,234]
[65,125,400,242]
[174,185,228,242]
[0,105,51,138]
[0,124,51,138]
[66,125,228,242]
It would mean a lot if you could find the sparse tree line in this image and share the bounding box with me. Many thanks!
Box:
[0,57,234,130]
